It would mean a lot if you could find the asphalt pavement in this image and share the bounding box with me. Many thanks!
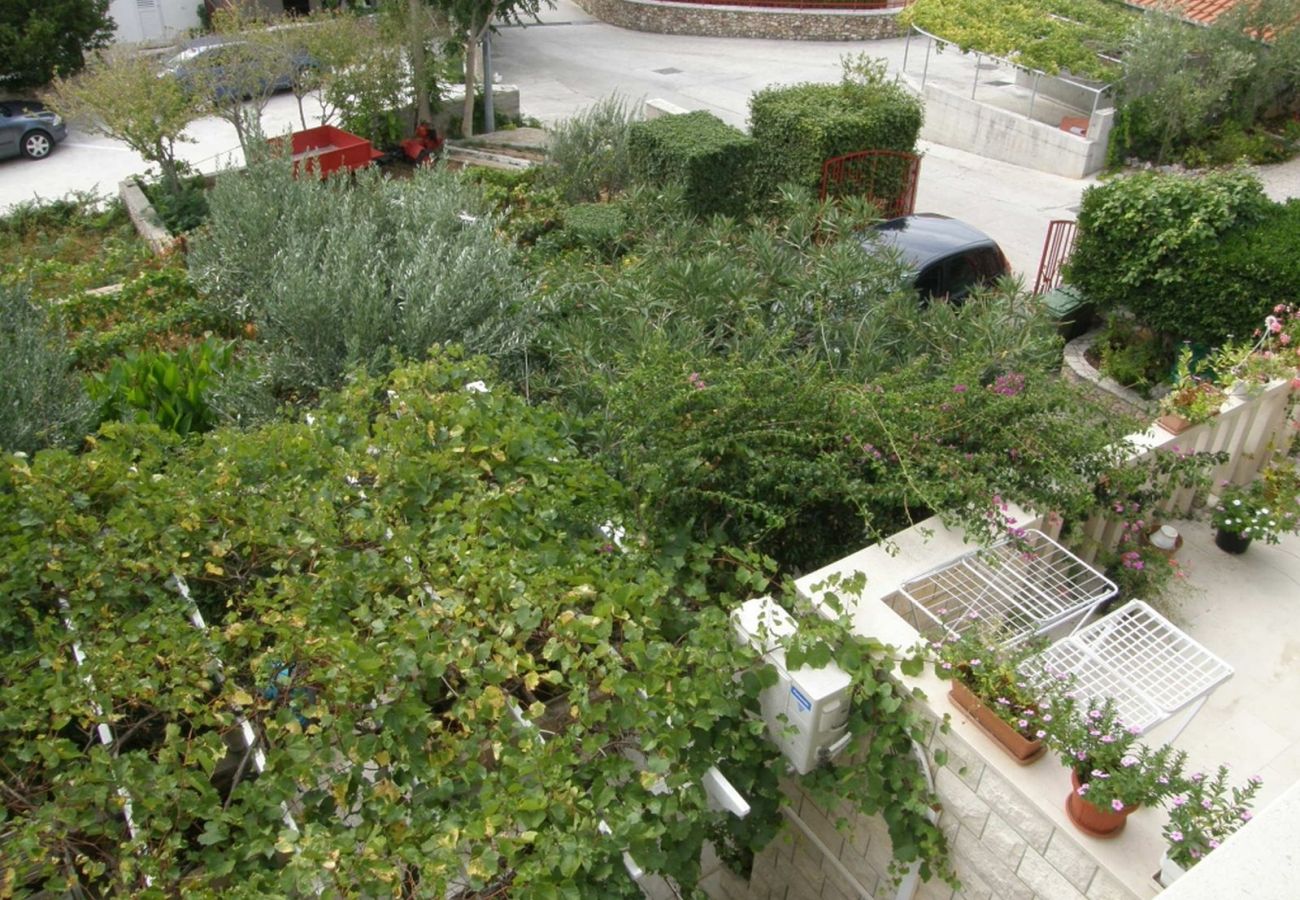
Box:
[3,0,1297,279]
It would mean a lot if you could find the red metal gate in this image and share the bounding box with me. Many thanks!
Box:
[1033,219,1079,295]
[819,150,921,219]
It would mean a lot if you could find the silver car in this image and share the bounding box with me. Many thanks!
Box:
[0,101,68,161]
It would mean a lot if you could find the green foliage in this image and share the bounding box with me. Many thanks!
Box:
[539,94,639,204]
[0,0,114,87]
[0,283,93,454]
[551,202,629,259]
[1066,169,1274,345]
[1111,2,1300,165]
[1191,201,1300,340]
[188,159,530,395]
[327,42,409,146]
[1213,461,1300,543]
[628,111,758,219]
[59,264,224,369]
[0,350,950,894]
[1163,767,1263,869]
[1094,314,1169,394]
[900,0,1132,79]
[139,172,210,235]
[87,337,235,436]
[748,58,923,196]
[0,193,151,298]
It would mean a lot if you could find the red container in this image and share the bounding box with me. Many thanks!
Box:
[277,125,382,179]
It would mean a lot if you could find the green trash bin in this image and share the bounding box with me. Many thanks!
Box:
[1041,284,1094,341]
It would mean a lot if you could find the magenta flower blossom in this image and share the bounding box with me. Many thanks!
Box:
[1120,755,1138,768]
[1170,830,1184,842]
[1110,799,1125,812]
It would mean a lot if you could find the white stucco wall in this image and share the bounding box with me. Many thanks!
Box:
[109,0,201,45]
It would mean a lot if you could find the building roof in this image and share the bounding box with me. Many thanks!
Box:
[1123,0,1243,26]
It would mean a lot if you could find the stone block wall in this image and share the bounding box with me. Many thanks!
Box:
[698,709,1143,900]
[575,0,905,41]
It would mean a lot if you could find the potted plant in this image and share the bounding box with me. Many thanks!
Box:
[1160,767,1262,886]
[1209,305,1300,398]
[1157,345,1224,434]
[1211,461,1300,554]
[933,624,1059,764]
[1043,696,1184,838]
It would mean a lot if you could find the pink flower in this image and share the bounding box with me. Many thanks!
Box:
[1208,839,1220,849]
[952,384,967,394]
[1120,755,1138,768]
[1242,811,1253,821]
[1036,729,1047,738]
[1077,784,1089,796]
[1170,830,1184,842]
[1111,799,1125,812]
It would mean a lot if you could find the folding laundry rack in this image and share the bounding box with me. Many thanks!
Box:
[892,531,1232,739]
[1028,599,1234,739]
[894,529,1118,643]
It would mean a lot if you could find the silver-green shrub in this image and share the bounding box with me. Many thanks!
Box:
[538,94,638,204]
[188,159,529,393]
[0,283,92,454]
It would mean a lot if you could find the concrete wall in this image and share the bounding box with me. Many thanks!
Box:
[904,77,1112,179]
[575,0,905,41]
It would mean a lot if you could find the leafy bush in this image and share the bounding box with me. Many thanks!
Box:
[0,351,952,894]
[748,58,923,196]
[551,202,628,258]
[188,159,530,394]
[1066,169,1274,345]
[538,94,638,204]
[140,172,210,234]
[628,111,758,219]
[1193,200,1300,328]
[87,337,235,436]
[1111,2,1300,165]
[900,0,1133,79]
[0,283,93,454]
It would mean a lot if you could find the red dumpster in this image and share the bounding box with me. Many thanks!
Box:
[275,125,383,179]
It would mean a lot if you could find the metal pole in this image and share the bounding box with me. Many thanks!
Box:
[482,31,496,134]
[902,26,912,75]
[1028,71,1041,122]
[972,53,980,99]
[922,36,932,89]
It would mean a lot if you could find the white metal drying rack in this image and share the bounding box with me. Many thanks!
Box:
[1028,599,1234,739]
[896,529,1118,643]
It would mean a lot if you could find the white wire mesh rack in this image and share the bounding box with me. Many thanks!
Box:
[893,529,1117,643]
[1028,599,1233,737]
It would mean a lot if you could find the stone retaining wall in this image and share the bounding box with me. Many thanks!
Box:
[575,0,905,41]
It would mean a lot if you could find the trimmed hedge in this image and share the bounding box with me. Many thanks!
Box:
[628,112,758,218]
[748,80,923,196]
[1066,170,1278,345]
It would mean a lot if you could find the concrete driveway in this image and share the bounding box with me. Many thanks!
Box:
[4,1,1296,279]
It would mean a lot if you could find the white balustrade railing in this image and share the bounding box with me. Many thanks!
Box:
[1071,379,1297,564]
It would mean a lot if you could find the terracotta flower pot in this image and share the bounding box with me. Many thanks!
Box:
[1157,414,1193,435]
[1214,527,1252,555]
[1065,769,1135,838]
[948,680,1045,764]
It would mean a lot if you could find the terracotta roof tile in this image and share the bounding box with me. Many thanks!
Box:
[1123,0,1244,26]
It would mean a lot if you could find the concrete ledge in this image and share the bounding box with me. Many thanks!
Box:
[575,0,905,41]
[119,179,174,256]
[643,97,690,119]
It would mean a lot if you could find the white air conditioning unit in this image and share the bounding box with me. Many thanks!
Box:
[731,597,854,775]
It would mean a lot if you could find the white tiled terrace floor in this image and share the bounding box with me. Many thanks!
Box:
[1144,517,1300,812]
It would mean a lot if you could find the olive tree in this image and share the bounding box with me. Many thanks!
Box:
[47,49,200,199]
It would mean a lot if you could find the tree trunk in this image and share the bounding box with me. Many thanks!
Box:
[409,0,433,126]
[461,30,478,139]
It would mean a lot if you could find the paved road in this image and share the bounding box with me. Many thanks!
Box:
[3,0,1296,278]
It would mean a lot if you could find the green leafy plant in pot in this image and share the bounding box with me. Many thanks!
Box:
[933,621,1061,764]
[1211,462,1300,554]
[1160,767,1262,886]
[1044,696,1184,838]
[1157,345,1224,434]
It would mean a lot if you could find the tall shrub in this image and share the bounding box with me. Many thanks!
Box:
[188,160,530,393]
[748,57,923,197]
[628,111,758,218]
[1066,169,1274,344]
[539,94,639,204]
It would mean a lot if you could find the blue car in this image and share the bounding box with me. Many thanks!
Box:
[0,100,67,161]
